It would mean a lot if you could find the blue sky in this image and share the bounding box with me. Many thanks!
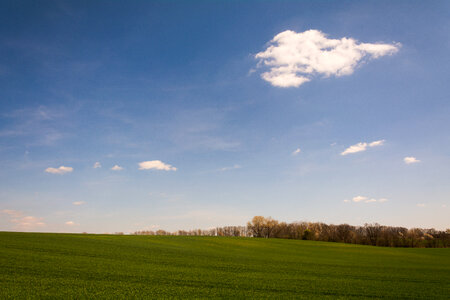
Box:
[0,1,449,233]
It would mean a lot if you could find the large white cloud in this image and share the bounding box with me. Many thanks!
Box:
[341,139,384,155]
[45,166,73,174]
[255,29,400,87]
[138,160,177,171]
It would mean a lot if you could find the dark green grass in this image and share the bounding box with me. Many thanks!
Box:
[0,232,449,299]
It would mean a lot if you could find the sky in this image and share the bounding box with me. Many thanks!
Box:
[0,1,449,233]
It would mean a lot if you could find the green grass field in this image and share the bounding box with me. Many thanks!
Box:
[0,232,449,299]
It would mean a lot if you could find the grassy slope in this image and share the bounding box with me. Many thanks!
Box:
[0,232,449,299]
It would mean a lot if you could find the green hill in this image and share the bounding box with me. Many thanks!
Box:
[1,232,449,299]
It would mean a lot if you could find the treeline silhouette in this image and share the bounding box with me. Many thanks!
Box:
[133,216,450,248]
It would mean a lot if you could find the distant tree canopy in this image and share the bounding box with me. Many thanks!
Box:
[134,216,450,248]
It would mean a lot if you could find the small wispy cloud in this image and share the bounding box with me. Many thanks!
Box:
[1,209,46,230]
[369,140,384,147]
[72,201,85,206]
[1,209,23,218]
[93,162,101,168]
[65,221,76,226]
[255,29,400,88]
[111,165,123,171]
[345,196,388,204]
[292,148,301,156]
[13,216,46,229]
[417,203,426,207]
[138,160,177,171]
[352,196,367,202]
[219,164,241,172]
[45,166,73,174]
[341,139,385,155]
[404,157,420,164]
[342,142,367,155]
[365,198,377,203]
[0,105,71,146]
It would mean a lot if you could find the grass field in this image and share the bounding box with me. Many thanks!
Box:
[0,232,449,299]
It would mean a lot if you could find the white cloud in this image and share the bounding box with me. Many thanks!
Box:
[365,198,377,203]
[219,164,241,172]
[404,156,420,164]
[93,162,101,168]
[138,160,177,171]
[352,195,367,202]
[348,196,388,203]
[341,139,385,155]
[65,221,76,226]
[45,166,73,174]
[261,71,310,87]
[111,165,123,171]
[341,142,368,155]
[292,148,301,155]
[255,29,400,87]
[417,203,426,207]
[72,201,85,206]
[369,140,385,147]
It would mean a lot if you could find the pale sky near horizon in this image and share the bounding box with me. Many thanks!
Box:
[0,1,449,233]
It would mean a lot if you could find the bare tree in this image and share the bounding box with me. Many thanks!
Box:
[247,216,266,237]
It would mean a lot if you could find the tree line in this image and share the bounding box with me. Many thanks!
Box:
[133,216,450,248]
